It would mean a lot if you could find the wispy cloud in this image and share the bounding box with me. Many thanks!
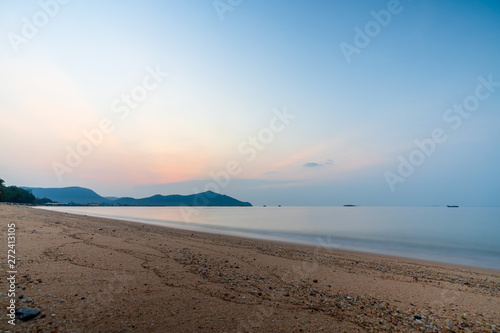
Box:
[303,159,333,168]
[303,162,321,168]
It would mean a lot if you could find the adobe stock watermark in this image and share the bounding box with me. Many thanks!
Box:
[52,65,169,182]
[237,234,342,332]
[339,0,406,64]
[180,107,296,221]
[288,235,342,280]
[385,74,498,192]
[213,0,243,21]
[7,0,71,54]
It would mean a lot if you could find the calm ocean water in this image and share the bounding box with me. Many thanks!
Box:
[39,206,500,270]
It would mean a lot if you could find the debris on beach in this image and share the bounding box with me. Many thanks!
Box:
[16,306,41,321]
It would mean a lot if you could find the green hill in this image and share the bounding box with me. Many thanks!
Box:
[23,186,252,207]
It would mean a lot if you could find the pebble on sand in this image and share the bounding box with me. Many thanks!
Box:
[16,307,41,321]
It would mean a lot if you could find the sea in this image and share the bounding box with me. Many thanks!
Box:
[38,206,500,270]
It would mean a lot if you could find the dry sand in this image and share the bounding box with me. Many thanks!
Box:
[0,204,499,332]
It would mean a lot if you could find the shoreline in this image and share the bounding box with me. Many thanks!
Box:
[1,204,499,332]
[36,206,500,272]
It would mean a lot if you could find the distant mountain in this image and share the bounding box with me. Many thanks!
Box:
[24,186,252,207]
[26,187,111,204]
[114,191,252,206]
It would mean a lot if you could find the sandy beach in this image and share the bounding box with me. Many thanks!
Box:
[0,204,499,332]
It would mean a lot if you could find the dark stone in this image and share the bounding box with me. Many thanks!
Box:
[16,307,41,321]
[18,295,23,299]
[313,279,318,283]
[414,315,422,320]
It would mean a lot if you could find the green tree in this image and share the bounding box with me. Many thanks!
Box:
[0,179,36,204]
[0,178,5,201]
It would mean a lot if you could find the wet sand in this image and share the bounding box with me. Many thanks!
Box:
[0,204,499,332]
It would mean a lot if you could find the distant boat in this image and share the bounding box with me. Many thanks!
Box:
[343,205,357,207]
[447,205,459,208]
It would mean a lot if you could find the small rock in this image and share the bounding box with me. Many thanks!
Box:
[98,228,103,231]
[16,307,41,321]
[414,315,422,320]
[313,279,318,283]
[19,295,24,299]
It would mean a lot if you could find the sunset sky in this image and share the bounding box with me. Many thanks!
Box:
[1,0,500,206]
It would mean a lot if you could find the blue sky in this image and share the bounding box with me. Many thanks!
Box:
[1,0,499,206]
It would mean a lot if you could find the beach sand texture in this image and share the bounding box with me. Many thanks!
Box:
[0,204,499,332]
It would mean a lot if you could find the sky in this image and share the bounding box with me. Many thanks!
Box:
[1,0,499,206]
